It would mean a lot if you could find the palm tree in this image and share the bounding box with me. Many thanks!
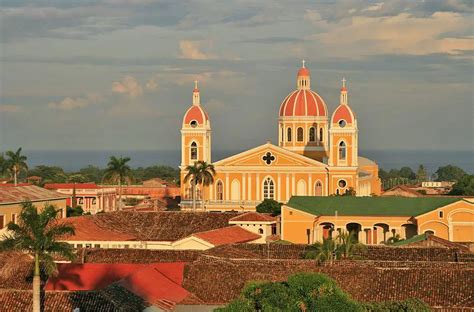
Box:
[0,153,6,177]
[336,231,366,259]
[103,156,133,211]
[68,174,86,209]
[0,202,75,312]
[183,161,216,211]
[304,238,339,265]
[6,147,28,186]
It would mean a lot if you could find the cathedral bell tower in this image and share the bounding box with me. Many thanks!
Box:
[180,81,211,167]
[329,78,358,167]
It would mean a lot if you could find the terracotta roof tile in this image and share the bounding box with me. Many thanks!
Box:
[193,226,260,246]
[44,183,100,190]
[60,216,136,241]
[229,212,277,222]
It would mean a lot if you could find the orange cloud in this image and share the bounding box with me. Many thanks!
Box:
[112,75,143,96]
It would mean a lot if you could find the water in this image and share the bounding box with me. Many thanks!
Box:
[22,149,473,175]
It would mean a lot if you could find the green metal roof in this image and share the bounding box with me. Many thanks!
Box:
[286,196,461,217]
[392,234,427,246]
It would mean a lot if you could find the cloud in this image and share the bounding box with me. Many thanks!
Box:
[310,12,473,56]
[48,93,103,110]
[0,104,23,113]
[362,2,384,12]
[112,76,143,97]
[179,40,210,60]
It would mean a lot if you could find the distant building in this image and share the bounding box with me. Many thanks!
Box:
[180,63,381,212]
[114,178,180,201]
[382,185,423,197]
[281,196,474,244]
[44,183,116,213]
[0,185,68,231]
[422,181,456,188]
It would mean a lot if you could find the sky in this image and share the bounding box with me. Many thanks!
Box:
[0,0,473,153]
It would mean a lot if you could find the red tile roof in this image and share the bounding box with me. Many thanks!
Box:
[60,216,136,241]
[0,185,68,204]
[229,212,278,223]
[44,183,100,190]
[193,226,260,246]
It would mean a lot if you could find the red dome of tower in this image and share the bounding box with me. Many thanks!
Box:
[297,67,310,77]
[279,89,327,117]
[183,105,209,126]
[332,104,355,124]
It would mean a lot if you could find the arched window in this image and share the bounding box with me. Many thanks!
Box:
[319,128,323,142]
[309,127,316,142]
[314,181,322,196]
[263,177,275,199]
[216,180,223,201]
[190,142,198,160]
[338,141,346,160]
[258,228,264,234]
[287,128,292,142]
[297,127,304,142]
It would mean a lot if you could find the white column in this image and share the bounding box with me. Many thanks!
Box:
[225,173,229,201]
[286,174,290,201]
[325,174,329,196]
[248,174,252,200]
[242,173,246,201]
[277,174,281,201]
[256,173,260,201]
[308,174,312,196]
[291,174,295,196]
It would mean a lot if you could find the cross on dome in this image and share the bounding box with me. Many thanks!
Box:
[342,77,346,88]
[194,80,198,90]
[302,59,305,68]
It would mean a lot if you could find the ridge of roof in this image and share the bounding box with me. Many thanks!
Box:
[193,226,260,246]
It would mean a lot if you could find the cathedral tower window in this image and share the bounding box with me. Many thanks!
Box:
[287,128,292,142]
[190,142,198,160]
[263,177,275,199]
[314,181,322,196]
[216,180,223,201]
[309,127,316,142]
[319,128,323,142]
[338,141,346,160]
[297,127,304,142]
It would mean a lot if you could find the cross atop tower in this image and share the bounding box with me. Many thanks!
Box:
[194,80,198,90]
[302,59,306,68]
[342,77,346,88]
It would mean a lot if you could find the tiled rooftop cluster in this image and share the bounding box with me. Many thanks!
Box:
[77,248,201,264]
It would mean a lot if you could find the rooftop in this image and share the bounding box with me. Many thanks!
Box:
[44,183,100,190]
[60,216,136,241]
[229,212,278,223]
[286,196,463,217]
[0,185,68,205]
[193,226,260,246]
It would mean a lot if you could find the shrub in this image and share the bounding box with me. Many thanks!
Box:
[255,199,282,216]
[362,298,431,311]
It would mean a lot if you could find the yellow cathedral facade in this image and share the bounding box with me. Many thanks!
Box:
[180,62,381,212]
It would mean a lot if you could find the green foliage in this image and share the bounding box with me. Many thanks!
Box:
[217,273,430,312]
[342,187,356,196]
[5,147,28,184]
[66,206,84,217]
[103,156,134,185]
[416,165,427,181]
[435,165,466,182]
[449,174,474,196]
[362,298,431,311]
[132,165,179,184]
[77,165,105,183]
[28,165,68,184]
[399,167,416,180]
[0,202,75,274]
[256,199,282,216]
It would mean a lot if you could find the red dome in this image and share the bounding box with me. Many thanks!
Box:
[279,89,327,117]
[183,105,209,126]
[332,104,355,124]
[297,67,310,77]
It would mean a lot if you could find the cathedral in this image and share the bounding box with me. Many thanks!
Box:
[180,62,381,211]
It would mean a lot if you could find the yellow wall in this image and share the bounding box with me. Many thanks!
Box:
[281,206,316,244]
[0,199,67,228]
[417,200,474,242]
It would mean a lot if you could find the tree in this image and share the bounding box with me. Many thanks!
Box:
[304,231,366,264]
[256,199,282,216]
[6,147,28,186]
[0,153,7,178]
[416,164,427,182]
[342,187,356,196]
[66,205,84,217]
[183,161,216,211]
[0,202,75,312]
[103,156,133,211]
[399,166,416,180]
[449,174,474,196]
[336,231,366,259]
[28,166,67,184]
[78,165,104,183]
[384,233,403,245]
[436,165,466,182]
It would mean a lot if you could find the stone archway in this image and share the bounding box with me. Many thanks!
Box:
[346,223,362,242]
[402,223,417,239]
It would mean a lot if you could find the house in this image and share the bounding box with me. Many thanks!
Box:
[44,183,117,213]
[228,212,280,243]
[381,185,423,197]
[281,196,474,244]
[60,211,261,250]
[0,185,68,231]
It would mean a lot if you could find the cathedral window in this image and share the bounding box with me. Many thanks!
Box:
[338,141,346,160]
[216,180,223,201]
[297,127,304,142]
[314,181,322,196]
[338,179,347,188]
[319,128,323,142]
[190,142,198,160]
[287,128,292,142]
[309,127,316,142]
[263,177,275,199]
[338,120,346,128]
[190,120,198,128]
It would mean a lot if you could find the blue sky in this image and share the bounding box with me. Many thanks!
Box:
[0,0,473,152]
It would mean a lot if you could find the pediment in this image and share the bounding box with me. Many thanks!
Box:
[213,143,326,168]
